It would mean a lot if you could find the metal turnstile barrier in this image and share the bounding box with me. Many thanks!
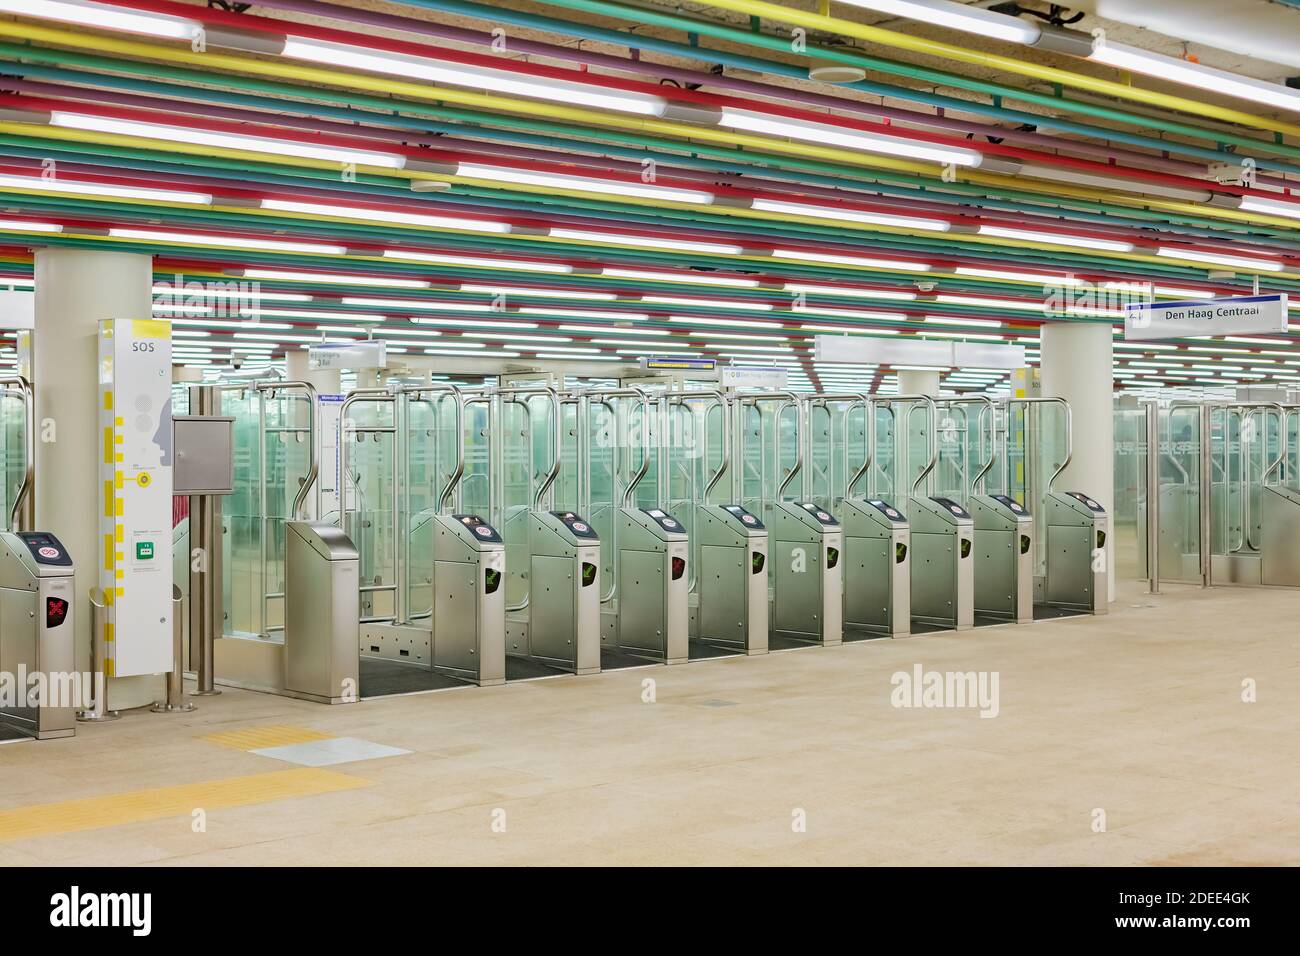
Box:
[510,510,602,674]
[613,507,689,664]
[969,494,1034,624]
[1042,491,1109,614]
[284,520,360,703]
[841,497,910,638]
[430,513,506,686]
[908,496,975,632]
[0,531,75,740]
[693,503,768,654]
[770,501,844,646]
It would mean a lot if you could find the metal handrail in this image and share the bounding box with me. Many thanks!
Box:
[255,380,319,521]
[400,384,466,513]
[340,389,398,623]
[495,384,563,511]
[936,395,995,496]
[663,388,731,499]
[585,387,653,507]
[806,392,871,500]
[740,390,804,500]
[872,394,938,498]
[0,375,34,532]
[1004,397,1073,493]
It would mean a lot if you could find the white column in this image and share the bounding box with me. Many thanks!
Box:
[1040,321,1115,602]
[897,368,940,395]
[34,248,160,707]
[285,347,340,394]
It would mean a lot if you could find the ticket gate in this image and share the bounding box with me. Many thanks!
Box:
[908,497,975,632]
[508,510,601,675]
[429,513,506,686]
[769,501,843,646]
[969,495,1033,624]
[610,507,689,664]
[693,504,768,655]
[284,521,360,704]
[0,532,75,740]
[841,498,910,639]
[1042,491,1109,615]
[1262,486,1300,586]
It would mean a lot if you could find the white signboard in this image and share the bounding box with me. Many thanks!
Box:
[98,318,174,677]
[813,336,1025,369]
[0,289,34,330]
[1125,294,1288,341]
[721,365,789,389]
[309,340,386,370]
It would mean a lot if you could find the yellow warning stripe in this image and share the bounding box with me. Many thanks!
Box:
[0,768,367,843]
[202,725,335,751]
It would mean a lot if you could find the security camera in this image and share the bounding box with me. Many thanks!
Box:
[231,355,245,369]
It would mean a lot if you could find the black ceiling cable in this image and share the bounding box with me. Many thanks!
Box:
[988,3,1085,27]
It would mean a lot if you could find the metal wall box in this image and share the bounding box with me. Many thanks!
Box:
[172,415,236,495]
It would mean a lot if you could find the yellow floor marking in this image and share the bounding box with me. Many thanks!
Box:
[0,768,368,843]
[201,724,334,750]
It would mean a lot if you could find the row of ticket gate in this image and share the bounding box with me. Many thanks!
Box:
[280,486,1107,703]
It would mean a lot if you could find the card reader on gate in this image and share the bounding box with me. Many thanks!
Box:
[17,532,73,567]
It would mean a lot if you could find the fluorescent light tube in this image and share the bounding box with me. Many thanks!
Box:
[1091,40,1300,114]
[720,109,983,167]
[772,249,932,271]
[382,250,570,273]
[262,199,508,233]
[0,0,198,39]
[602,268,758,288]
[244,269,430,289]
[458,163,712,204]
[978,225,1134,252]
[752,199,951,231]
[1155,247,1285,272]
[110,228,345,255]
[549,228,744,255]
[52,113,406,168]
[0,173,210,204]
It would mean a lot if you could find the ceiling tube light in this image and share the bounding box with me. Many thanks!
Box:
[1155,247,1286,272]
[751,199,951,231]
[1089,40,1300,115]
[643,296,774,311]
[243,270,430,289]
[0,219,63,233]
[172,319,295,330]
[668,316,784,330]
[602,268,759,288]
[261,200,509,233]
[549,229,744,255]
[516,308,649,321]
[566,326,671,337]
[409,317,539,329]
[935,294,1036,311]
[923,315,1004,327]
[155,286,313,303]
[1236,195,1300,221]
[793,307,907,322]
[977,225,1134,253]
[835,2,1042,45]
[772,250,932,271]
[0,173,211,205]
[279,38,669,116]
[461,333,574,344]
[954,267,1085,286]
[459,284,616,300]
[240,309,386,322]
[457,164,713,204]
[51,113,406,169]
[0,0,199,39]
[719,109,983,167]
[340,297,475,310]
[784,283,917,301]
[109,228,346,255]
[381,250,571,273]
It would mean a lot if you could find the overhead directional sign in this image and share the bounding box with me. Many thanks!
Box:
[813,336,1025,369]
[720,365,789,389]
[1124,293,1288,341]
[309,340,386,370]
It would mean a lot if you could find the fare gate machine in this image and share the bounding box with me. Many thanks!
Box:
[969,495,1034,624]
[1042,492,1109,615]
[284,521,360,704]
[0,532,75,740]
[841,498,911,639]
[430,514,507,686]
[769,501,843,646]
[908,497,975,632]
[509,510,602,675]
[612,508,689,664]
[693,504,769,655]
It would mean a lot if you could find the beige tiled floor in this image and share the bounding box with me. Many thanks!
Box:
[1,579,1296,865]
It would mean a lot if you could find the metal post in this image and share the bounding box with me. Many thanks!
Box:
[153,585,196,712]
[1198,405,1212,588]
[1145,401,1160,595]
[190,384,222,696]
[76,587,119,721]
